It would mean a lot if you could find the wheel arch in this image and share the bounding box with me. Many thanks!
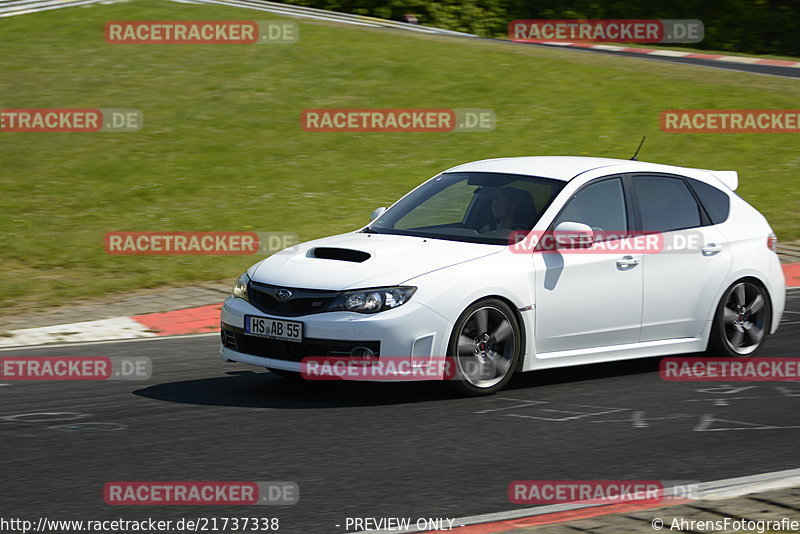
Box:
[710,275,773,328]
[706,275,774,353]
[451,294,528,373]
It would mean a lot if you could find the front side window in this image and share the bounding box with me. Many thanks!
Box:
[553,177,628,233]
[633,175,702,232]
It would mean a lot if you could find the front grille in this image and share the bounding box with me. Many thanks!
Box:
[221,326,380,363]
[247,282,340,317]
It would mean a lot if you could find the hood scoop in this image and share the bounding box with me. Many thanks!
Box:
[310,247,371,263]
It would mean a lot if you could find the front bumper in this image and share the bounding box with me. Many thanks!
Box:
[219,296,453,377]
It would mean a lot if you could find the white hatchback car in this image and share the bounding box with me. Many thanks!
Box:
[220,157,785,395]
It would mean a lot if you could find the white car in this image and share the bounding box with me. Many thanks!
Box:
[220,156,786,395]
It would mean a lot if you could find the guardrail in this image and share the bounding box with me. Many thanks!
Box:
[0,0,476,39]
[0,0,105,18]
[187,0,475,36]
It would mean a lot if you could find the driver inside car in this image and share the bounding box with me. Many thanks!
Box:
[480,187,535,233]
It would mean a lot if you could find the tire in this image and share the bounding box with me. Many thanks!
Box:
[706,280,771,357]
[446,298,522,396]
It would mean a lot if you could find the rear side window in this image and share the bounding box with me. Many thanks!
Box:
[633,175,702,232]
[688,178,730,225]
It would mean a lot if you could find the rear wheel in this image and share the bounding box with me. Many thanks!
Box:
[447,299,522,396]
[706,280,770,357]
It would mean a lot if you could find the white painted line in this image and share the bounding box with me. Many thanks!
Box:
[694,414,800,432]
[591,44,627,51]
[0,331,218,351]
[0,317,156,348]
[356,467,800,533]
[647,50,692,57]
[718,55,761,64]
[474,400,547,414]
[699,467,800,499]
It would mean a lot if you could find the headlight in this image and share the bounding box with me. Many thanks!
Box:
[331,286,416,314]
[231,272,250,301]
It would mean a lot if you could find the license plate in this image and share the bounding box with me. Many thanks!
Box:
[244,315,303,343]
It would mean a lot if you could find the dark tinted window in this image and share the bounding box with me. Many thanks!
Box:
[634,176,702,232]
[554,177,627,232]
[688,178,730,225]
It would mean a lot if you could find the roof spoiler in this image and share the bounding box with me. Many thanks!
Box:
[707,170,738,191]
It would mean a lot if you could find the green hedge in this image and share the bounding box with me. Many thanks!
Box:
[284,0,800,56]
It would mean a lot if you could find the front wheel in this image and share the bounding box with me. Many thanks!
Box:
[447,299,522,396]
[706,280,771,357]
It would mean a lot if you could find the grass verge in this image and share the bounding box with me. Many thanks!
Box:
[1,0,799,312]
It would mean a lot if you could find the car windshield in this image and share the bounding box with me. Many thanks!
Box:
[366,172,566,245]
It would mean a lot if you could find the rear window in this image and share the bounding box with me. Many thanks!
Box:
[688,178,731,225]
[633,175,703,232]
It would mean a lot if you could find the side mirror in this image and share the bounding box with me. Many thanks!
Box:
[553,221,594,248]
[370,207,387,221]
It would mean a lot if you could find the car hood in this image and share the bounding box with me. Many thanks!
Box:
[250,232,501,290]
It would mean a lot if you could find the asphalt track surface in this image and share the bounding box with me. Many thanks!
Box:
[2,289,800,532]
[522,42,800,79]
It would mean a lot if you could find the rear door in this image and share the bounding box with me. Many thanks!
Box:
[632,174,732,341]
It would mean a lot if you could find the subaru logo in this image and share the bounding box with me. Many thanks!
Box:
[274,288,293,301]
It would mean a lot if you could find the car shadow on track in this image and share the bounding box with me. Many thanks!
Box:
[133,355,671,409]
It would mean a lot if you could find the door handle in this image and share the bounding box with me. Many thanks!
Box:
[616,255,640,268]
[702,243,722,256]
